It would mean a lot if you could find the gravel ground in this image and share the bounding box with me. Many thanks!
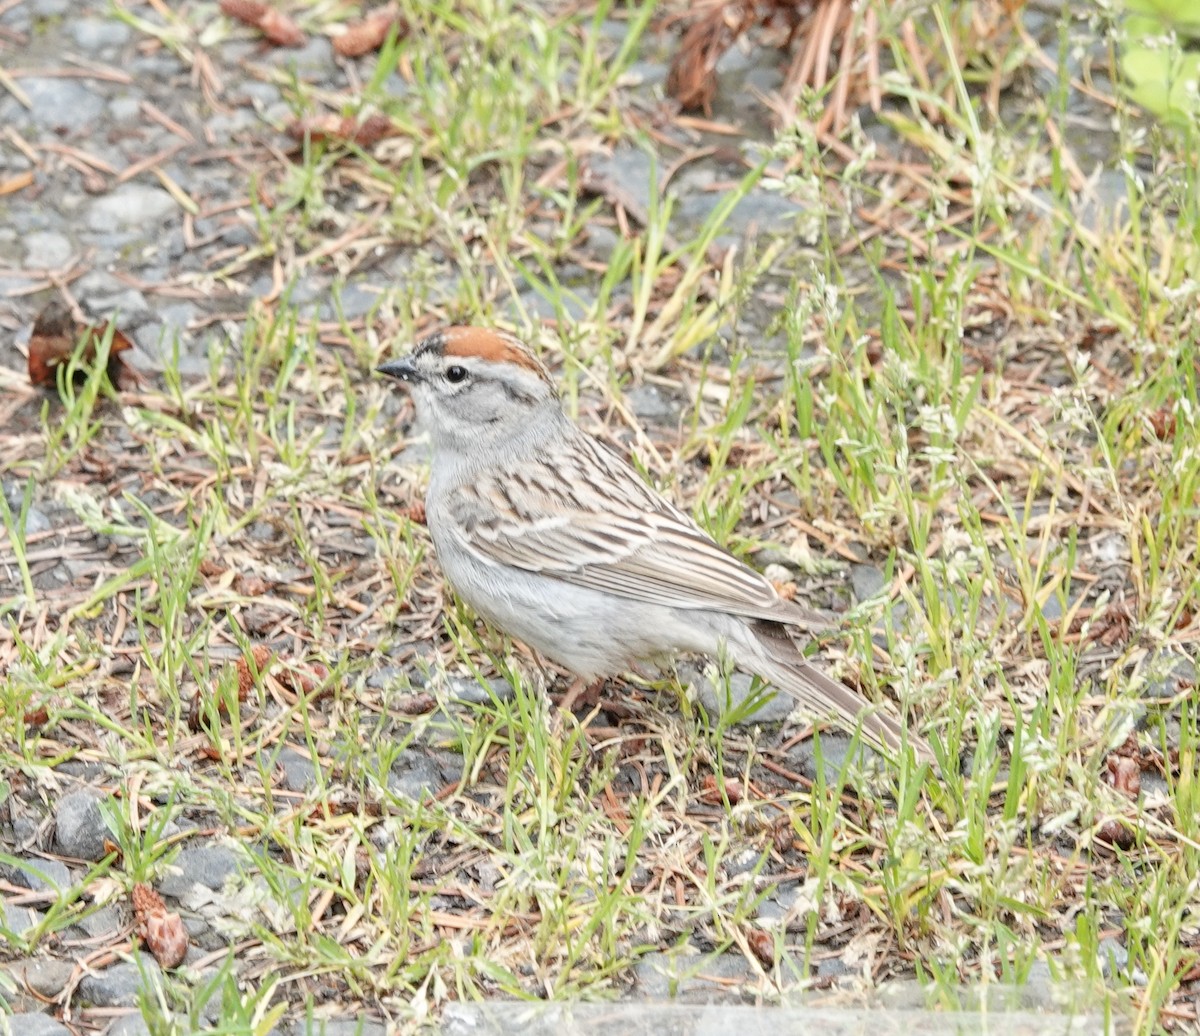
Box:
[1,1,1179,1032]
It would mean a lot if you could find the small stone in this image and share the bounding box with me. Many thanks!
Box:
[20,78,106,133]
[15,960,74,999]
[444,677,515,705]
[388,750,456,802]
[687,666,794,724]
[106,1014,154,1036]
[22,231,73,269]
[108,97,142,122]
[20,508,52,536]
[2,1014,71,1036]
[278,746,318,792]
[85,289,150,323]
[626,384,680,424]
[86,185,176,233]
[2,903,44,935]
[849,563,886,602]
[69,17,132,51]
[55,790,110,861]
[75,904,125,939]
[76,956,161,1008]
[2,856,71,892]
[307,1021,386,1036]
[158,845,243,898]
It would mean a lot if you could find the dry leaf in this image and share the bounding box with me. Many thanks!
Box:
[276,661,331,697]
[745,927,775,966]
[1147,405,1177,441]
[234,573,271,596]
[285,113,399,147]
[219,0,305,47]
[334,4,406,57]
[396,692,437,715]
[198,558,228,578]
[700,774,743,804]
[1106,755,1142,798]
[1096,818,1136,849]
[27,300,135,389]
[233,644,274,700]
[132,882,188,969]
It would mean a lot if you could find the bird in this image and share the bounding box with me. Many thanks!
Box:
[378,326,930,764]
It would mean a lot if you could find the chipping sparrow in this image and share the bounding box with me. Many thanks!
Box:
[379,326,929,763]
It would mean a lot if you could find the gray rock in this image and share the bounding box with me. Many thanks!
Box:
[328,281,381,320]
[626,384,680,424]
[2,903,44,936]
[20,507,51,536]
[0,1014,71,1036]
[444,676,515,706]
[86,185,177,234]
[688,667,794,724]
[22,231,73,269]
[849,563,886,602]
[106,1014,154,1036]
[69,17,132,51]
[76,904,125,939]
[366,665,411,691]
[633,950,754,1000]
[10,960,74,999]
[20,78,106,132]
[300,1021,387,1036]
[85,289,150,323]
[108,97,142,122]
[76,956,161,1008]
[158,845,243,897]
[55,790,110,861]
[278,746,318,792]
[586,145,662,223]
[388,750,456,802]
[2,856,71,892]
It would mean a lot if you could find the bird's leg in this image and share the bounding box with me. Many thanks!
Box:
[553,676,604,713]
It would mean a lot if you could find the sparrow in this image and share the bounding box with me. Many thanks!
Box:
[378,326,929,763]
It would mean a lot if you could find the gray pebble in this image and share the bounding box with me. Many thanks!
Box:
[849,563,886,602]
[686,666,794,724]
[445,676,516,705]
[158,844,244,897]
[20,78,106,133]
[22,231,73,269]
[76,903,125,939]
[0,1014,72,1036]
[76,956,162,1008]
[278,746,319,792]
[108,96,143,122]
[632,950,753,1000]
[626,384,680,425]
[388,750,456,802]
[300,1021,387,1036]
[10,959,74,999]
[1,856,71,892]
[16,507,51,536]
[54,790,110,861]
[86,185,177,234]
[2,903,44,936]
[69,17,132,52]
[106,1014,154,1036]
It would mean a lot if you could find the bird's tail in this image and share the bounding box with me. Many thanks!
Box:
[743,620,933,766]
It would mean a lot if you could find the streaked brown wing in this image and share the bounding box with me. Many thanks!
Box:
[443,430,830,629]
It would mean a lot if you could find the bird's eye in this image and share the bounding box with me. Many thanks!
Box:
[446,365,468,384]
